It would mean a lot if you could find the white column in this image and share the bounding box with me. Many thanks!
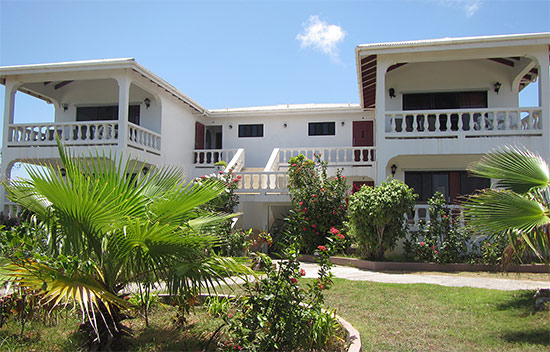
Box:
[375,59,391,185]
[2,79,20,150]
[1,80,21,213]
[116,76,130,150]
[535,52,550,160]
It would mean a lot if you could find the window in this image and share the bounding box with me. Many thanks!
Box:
[405,171,490,203]
[403,91,487,110]
[238,124,263,137]
[308,122,335,136]
[76,105,140,125]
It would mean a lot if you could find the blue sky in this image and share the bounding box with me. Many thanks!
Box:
[0,0,549,122]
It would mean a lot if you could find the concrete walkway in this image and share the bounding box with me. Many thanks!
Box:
[299,262,550,291]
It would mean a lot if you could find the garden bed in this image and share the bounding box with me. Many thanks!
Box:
[300,255,550,273]
[158,293,361,352]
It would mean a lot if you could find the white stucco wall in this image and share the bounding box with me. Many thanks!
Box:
[385,59,519,111]
[209,109,373,168]
[158,96,197,177]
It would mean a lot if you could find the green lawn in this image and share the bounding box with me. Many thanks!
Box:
[1,280,548,351]
[321,278,549,352]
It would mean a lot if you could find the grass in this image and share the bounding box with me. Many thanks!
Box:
[0,280,548,351]
[320,278,549,352]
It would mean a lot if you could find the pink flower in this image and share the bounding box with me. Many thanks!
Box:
[318,282,325,290]
[420,242,425,246]
[237,175,242,180]
[442,215,447,219]
[305,217,309,221]
[292,163,297,167]
[201,175,206,179]
[318,245,327,251]
[330,227,339,235]
[303,227,307,231]
[290,277,297,284]
[313,194,317,198]
[299,201,303,205]
[219,171,223,174]
[299,268,306,276]
[337,233,345,240]
[312,224,317,228]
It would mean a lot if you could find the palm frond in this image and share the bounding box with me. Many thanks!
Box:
[468,146,550,194]
[3,260,129,338]
[463,189,550,234]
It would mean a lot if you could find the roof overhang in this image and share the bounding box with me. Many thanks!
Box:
[355,32,550,110]
[0,58,209,116]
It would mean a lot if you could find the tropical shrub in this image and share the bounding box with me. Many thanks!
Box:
[1,141,252,350]
[403,193,472,263]
[462,146,550,264]
[286,154,349,253]
[349,178,416,260]
[196,169,242,254]
[222,227,346,351]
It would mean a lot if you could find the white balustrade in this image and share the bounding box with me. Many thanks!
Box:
[385,107,542,138]
[128,122,162,154]
[193,149,238,167]
[234,171,289,195]
[406,204,463,230]
[277,147,376,167]
[3,202,22,218]
[8,122,119,146]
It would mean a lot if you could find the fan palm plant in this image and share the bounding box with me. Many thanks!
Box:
[462,146,550,263]
[1,141,252,349]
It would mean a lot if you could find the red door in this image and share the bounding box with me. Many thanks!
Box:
[353,121,374,162]
[353,121,374,147]
[195,122,205,164]
[195,122,205,149]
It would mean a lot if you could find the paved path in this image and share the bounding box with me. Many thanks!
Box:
[299,262,549,291]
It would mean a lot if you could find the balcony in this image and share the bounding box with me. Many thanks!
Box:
[6,121,161,155]
[385,107,542,139]
[266,147,376,171]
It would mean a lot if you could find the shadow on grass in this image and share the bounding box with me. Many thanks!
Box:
[501,328,550,346]
[125,324,224,351]
[495,290,535,314]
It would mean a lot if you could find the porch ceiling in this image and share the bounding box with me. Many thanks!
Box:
[358,56,540,110]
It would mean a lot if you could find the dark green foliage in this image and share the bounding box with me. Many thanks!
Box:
[349,178,416,260]
[223,228,346,351]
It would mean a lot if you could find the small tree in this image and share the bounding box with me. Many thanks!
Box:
[349,178,416,260]
[286,154,349,253]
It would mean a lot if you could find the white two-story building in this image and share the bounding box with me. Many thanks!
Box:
[1,33,549,232]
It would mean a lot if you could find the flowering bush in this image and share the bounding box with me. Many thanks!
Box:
[222,227,346,351]
[286,154,349,253]
[403,193,472,263]
[196,169,240,214]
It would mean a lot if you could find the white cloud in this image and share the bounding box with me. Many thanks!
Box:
[439,0,482,17]
[296,15,346,61]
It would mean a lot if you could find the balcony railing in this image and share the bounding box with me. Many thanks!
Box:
[276,147,376,168]
[385,107,542,138]
[406,204,463,230]
[193,149,238,167]
[128,122,161,155]
[7,121,119,146]
[234,171,289,196]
